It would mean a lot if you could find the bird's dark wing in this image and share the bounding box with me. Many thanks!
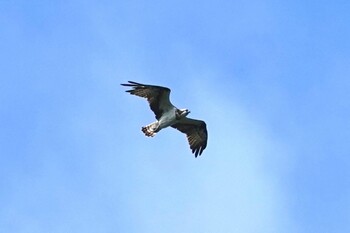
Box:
[121,81,173,120]
[172,118,208,157]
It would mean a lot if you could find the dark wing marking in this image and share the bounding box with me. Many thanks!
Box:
[121,81,173,120]
[172,118,208,157]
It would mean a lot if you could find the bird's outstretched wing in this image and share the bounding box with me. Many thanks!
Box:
[121,81,173,120]
[172,118,208,157]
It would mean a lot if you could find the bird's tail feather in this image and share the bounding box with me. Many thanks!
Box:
[142,122,159,137]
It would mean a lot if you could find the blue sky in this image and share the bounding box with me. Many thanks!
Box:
[1,1,350,232]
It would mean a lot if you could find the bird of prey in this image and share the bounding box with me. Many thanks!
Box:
[121,81,208,157]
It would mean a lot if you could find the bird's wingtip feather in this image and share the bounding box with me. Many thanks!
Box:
[121,81,144,87]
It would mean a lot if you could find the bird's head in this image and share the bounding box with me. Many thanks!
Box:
[179,108,190,117]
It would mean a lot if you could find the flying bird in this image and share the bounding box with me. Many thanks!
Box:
[121,81,208,157]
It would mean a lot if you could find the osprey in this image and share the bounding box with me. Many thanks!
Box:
[121,81,208,157]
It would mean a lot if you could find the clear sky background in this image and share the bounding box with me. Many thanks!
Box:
[1,1,350,232]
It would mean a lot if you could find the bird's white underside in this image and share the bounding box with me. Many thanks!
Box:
[145,107,176,135]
